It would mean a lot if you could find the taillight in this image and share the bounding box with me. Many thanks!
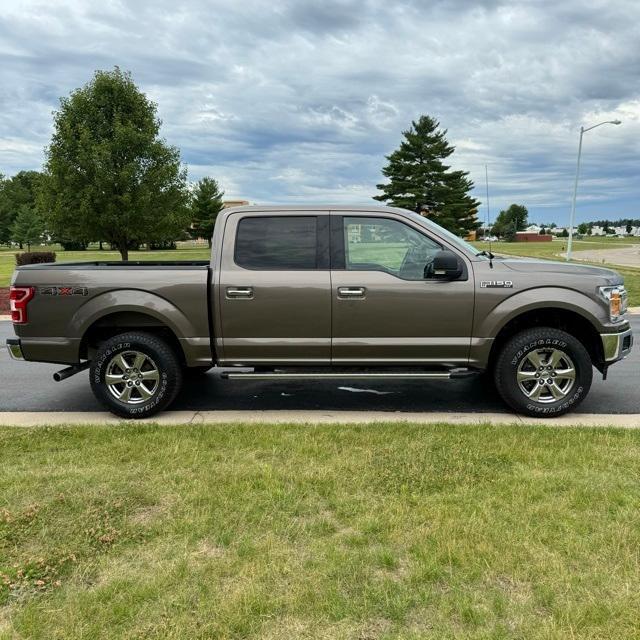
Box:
[9,286,35,324]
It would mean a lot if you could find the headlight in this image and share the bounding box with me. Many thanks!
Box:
[598,285,628,322]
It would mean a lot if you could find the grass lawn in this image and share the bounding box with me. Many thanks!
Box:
[2,422,640,639]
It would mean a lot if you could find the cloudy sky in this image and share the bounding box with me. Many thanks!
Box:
[1,0,638,224]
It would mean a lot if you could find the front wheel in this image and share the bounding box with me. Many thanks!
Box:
[494,327,593,417]
[90,332,183,418]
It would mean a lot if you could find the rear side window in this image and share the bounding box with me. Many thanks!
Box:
[235,216,318,269]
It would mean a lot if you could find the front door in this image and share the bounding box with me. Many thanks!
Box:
[330,213,474,365]
[217,212,331,365]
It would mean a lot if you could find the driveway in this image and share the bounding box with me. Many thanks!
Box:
[1,318,638,415]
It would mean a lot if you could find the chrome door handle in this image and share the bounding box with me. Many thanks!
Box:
[337,286,366,298]
[226,286,254,299]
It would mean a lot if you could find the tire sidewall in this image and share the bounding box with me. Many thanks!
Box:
[497,330,592,416]
[90,334,180,418]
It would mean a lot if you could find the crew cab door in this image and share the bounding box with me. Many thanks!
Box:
[330,213,474,364]
[217,212,331,365]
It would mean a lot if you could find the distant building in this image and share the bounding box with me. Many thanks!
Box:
[223,200,250,209]
[515,231,552,242]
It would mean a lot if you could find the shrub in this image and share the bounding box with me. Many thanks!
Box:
[15,251,57,266]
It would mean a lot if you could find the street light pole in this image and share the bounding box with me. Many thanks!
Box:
[566,119,622,261]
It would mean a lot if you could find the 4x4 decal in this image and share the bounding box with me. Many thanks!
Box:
[480,280,513,288]
[40,286,88,296]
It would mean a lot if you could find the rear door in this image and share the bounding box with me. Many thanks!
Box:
[330,212,474,364]
[217,212,331,365]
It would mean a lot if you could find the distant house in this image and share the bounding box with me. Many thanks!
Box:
[515,231,552,242]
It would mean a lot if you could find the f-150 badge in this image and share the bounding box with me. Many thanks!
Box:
[40,286,88,296]
[480,280,513,288]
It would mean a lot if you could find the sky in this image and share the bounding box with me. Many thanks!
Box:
[0,0,638,225]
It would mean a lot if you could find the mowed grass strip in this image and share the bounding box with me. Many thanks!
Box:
[1,422,640,639]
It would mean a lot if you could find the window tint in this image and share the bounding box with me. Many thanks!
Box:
[235,216,318,270]
[343,217,441,280]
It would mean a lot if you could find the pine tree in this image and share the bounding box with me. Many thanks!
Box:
[374,116,480,236]
[189,177,224,248]
[11,205,44,252]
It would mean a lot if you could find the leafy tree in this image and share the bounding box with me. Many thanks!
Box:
[0,171,43,246]
[11,205,44,251]
[539,227,547,235]
[577,222,589,235]
[374,115,480,236]
[626,222,633,234]
[39,67,190,260]
[492,204,528,241]
[189,177,224,248]
[560,228,569,238]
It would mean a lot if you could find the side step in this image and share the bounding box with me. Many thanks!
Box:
[222,370,476,381]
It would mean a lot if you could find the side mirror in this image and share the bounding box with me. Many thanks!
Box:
[429,250,463,280]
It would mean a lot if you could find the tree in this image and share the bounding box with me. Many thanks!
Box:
[560,228,569,238]
[374,115,480,236]
[0,171,43,246]
[11,206,44,252]
[492,204,528,241]
[626,222,633,235]
[189,177,224,248]
[577,222,589,235]
[39,67,190,260]
[539,227,547,235]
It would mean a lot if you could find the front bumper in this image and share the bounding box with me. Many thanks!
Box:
[600,326,634,363]
[6,338,24,360]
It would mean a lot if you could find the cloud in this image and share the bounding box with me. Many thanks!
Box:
[0,0,638,223]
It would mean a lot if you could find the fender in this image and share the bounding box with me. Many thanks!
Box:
[70,289,197,346]
[475,286,607,340]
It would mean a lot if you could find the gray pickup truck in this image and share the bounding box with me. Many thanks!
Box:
[7,205,633,418]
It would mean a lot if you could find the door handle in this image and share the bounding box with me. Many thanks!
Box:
[337,286,366,299]
[226,286,254,299]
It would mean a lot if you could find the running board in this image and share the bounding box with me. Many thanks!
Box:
[222,370,475,381]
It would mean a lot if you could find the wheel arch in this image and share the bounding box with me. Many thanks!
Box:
[487,306,605,373]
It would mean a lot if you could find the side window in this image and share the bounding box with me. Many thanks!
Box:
[343,217,441,280]
[235,216,318,270]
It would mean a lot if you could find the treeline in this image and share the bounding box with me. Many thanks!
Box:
[590,219,640,228]
[0,68,225,258]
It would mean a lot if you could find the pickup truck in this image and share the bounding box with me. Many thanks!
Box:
[6,205,633,418]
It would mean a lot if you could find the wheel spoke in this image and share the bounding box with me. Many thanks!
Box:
[526,350,544,369]
[548,349,564,368]
[517,370,538,382]
[137,383,154,400]
[133,353,147,371]
[120,385,133,402]
[554,367,576,381]
[105,373,124,386]
[116,353,130,372]
[526,383,545,400]
[140,369,160,382]
[548,382,565,400]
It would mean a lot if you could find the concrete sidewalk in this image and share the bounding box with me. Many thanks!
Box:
[0,410,638,428]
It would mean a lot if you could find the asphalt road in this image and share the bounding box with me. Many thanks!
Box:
[1,318,638,414]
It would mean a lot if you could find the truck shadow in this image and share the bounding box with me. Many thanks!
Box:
[173,372,507,413]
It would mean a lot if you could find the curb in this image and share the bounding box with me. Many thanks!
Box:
[0,410,638,428]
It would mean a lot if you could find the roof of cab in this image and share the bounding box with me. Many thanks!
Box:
[219,204,414,219]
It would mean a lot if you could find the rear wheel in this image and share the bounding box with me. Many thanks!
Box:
[90,332,183,418]
[494,327,592,417]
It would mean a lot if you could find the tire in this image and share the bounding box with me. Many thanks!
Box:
[493,327,592,417]
[90,332,183,419]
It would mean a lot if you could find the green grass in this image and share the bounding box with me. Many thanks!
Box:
[2,421,640,639]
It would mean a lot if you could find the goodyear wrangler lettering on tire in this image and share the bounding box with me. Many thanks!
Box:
[495,327,592,418]
[89,333,183,419]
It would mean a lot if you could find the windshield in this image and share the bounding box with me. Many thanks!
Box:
[406,212,489,259]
